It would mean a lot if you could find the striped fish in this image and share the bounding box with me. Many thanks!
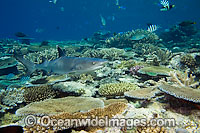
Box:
[160,0,169,8]
[147,25,158,32]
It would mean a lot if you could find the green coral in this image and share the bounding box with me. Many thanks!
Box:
[99,82,139,97]
[0,112,22,125]
[138,66,175,76]
[115,60,135,69]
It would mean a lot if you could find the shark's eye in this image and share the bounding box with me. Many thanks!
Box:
[92,62,96,65]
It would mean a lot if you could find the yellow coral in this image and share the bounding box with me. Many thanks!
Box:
[99,82,139,97]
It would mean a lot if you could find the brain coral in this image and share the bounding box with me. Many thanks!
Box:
[99,82,139,97]
[23,85,57,103]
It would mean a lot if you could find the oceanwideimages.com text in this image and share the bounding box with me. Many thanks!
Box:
[25,115,176,129]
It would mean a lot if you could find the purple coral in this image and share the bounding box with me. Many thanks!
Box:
[129,65,144,75]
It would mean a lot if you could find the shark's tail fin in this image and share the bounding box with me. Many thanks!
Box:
[13,51,36,75]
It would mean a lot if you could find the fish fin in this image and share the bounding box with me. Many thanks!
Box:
[13,51,36,76]
[147,23,153,27]
[56,45,65,57]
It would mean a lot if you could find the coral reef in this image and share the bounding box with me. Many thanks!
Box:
[158,71,200,103]
[0,56,18,76]
[23,85,57,103]
[129,65,144,75]
[180,54,196,68]
[22,102,127,132]
[124,87,160,100]
[114,60,135,69]
[136,124,167,133]
[53,81,95,97]
[16,97,105,116]
[0,88,24,112]
[0,112,22,125]
[83,48,125,60]
[98,82,139,97]
[29,74,70,85]
[24,47,58,64]
[160,24,198,43]
[78,74,94,83]
[138,66,175,76]
[105,29,159,48]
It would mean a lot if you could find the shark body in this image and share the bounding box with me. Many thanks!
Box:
[14,46,107,75]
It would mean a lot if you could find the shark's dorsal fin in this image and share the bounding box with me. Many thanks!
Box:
[56,45,65,57]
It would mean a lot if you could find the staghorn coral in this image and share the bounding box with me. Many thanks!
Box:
[23,84,57,103]
[99,82,139,97]
[158,70,200,103]
[82,47,125,60]
[105,29,159,48]
[24,47,58,64]
[145,49,173,66]
[22,102,127,132]
[167,70,199,88]
[0,88,24,112]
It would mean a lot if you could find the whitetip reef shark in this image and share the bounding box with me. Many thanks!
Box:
[14,45,107,75]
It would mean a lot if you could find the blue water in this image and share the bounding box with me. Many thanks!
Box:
[0,0,199,41]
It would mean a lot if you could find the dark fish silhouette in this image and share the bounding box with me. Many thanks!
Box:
[14,46,107,75]
[179,21,196,27]
[15,32,27,37]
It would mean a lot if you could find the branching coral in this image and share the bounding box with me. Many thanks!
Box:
[24,48,58,64]
[23,85,57,103]
[0,88,24,112]
[105,29,159,48]
[167,70,199,88]
[82,48,125,60]
[158,70,200,103]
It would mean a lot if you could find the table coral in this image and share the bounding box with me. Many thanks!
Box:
[16,97,105,116]
[124,87,160,100]
[158,70,200,103]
